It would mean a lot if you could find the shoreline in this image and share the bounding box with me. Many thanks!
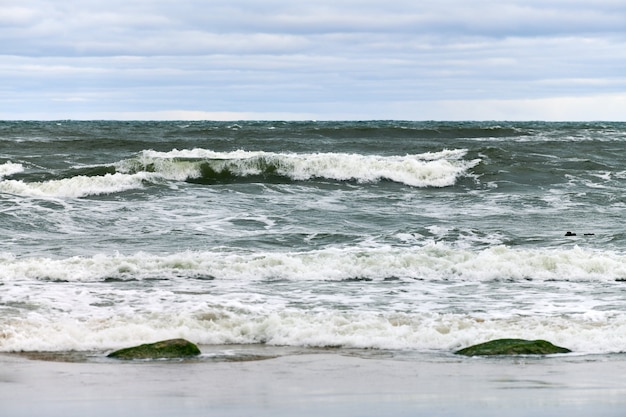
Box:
[2,349,626,416]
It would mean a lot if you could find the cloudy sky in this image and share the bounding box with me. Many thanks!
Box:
[2,0,626,120]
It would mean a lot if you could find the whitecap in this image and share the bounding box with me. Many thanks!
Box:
[0,161,24,179]
[0,172,154,198]
[121,148,479,188]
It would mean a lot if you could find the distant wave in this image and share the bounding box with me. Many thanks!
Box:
[300,123,529,139]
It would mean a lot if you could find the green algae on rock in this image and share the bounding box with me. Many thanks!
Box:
[107,338,201,360]
[455,339,571,356]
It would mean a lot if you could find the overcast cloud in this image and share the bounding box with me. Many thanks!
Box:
[2,0,626,120]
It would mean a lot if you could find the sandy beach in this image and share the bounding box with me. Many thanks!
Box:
[2,349,626,417]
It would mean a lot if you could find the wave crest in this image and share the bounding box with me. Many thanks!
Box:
[0,161,24,179]
[2,245,624,283]
[0,149,477,198]
[119,148,478,187]
[0,172,153,198]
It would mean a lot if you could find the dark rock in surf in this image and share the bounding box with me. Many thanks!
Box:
[565,231,576,236]
[455,338,571,356]
[107,338,201,360]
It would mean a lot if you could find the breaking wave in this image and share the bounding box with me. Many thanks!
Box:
[2,244,625,283]
[118,148,479,187]
[0,149,478,198]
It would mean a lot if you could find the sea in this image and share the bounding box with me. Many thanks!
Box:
[1,120,626,357]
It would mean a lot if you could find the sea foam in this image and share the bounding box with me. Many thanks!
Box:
[0,161,24,178]
[119,148,479,187]
[0,172,154,198]
[2,291,626,354]
[2,244,625,283]
[2,244,626,354]
[0,149,477,198]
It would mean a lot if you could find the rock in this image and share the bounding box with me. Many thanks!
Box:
[107,338,201,360]
[455,338,571,356]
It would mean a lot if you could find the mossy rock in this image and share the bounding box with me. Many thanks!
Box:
[107,338,201,360]
[455,338,571,356]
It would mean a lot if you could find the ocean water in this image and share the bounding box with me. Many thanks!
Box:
[1,120,626,355]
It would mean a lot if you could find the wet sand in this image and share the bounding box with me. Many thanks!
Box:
[2,351,626,416]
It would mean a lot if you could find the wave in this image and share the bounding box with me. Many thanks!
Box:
[0,161,24,179]
[2,244,625,283]
[3,245,626,353]
[0,149,478,198]
[118,148,479,187]
[0,159,152,198]
[4,303,626,354]
[0,172,155,198]
[259,120,530,139]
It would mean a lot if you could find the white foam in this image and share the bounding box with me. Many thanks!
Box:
[0,149,477,198]
[123,148,479,187]
[2,245,626,283]
[0,161,24,178]
[2,300,626,354]
[0,172,153,198]
[3,245,626,353]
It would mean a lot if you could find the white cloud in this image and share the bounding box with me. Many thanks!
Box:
[0,6,39,26]
[385,94,626,121]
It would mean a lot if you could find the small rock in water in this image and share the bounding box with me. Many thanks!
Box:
[107,338,201,360]
[455,338,571,356]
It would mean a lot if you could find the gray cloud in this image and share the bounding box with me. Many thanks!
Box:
[5,1,626,55]
[2,0,626,120]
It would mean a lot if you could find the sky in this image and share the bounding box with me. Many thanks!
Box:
[2,0,626,121]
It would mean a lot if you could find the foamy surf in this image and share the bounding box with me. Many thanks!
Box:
[5,243,626,354]
[0,149,477,198]
[1,244,625,283]
[0,161,24,178]
[2,287,625,354]
[0,172,155,198]
[118,148,479,187]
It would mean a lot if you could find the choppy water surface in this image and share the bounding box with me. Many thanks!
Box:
[1,120,626,354]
